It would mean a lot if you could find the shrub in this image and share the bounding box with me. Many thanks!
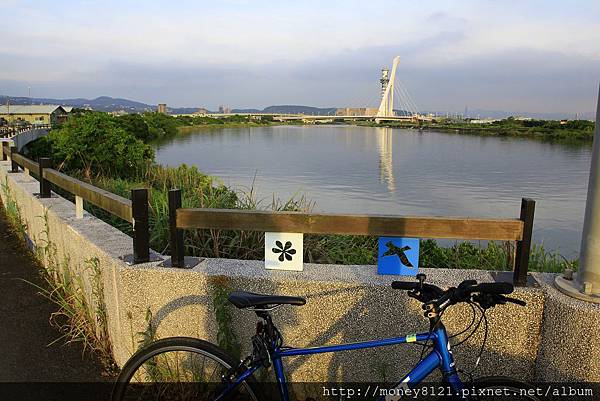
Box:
[48,112,154,177]
[115,113,150,141]
[142,112,181,140]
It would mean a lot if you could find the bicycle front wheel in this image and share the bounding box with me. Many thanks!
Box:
[112,337,260,401]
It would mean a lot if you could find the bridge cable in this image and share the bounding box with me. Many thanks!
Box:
[397,80,420,115]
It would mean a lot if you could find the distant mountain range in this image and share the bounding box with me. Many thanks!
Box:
[233,105,337,115]
[0,95,593,120]
[0,95,198,114]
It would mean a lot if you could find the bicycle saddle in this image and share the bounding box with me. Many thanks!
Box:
[228,291,306,309]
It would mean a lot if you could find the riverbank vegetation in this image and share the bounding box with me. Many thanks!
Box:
[363,117,595,142]
[24,111,577,273]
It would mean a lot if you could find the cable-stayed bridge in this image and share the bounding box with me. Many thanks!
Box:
[207,56,431,123]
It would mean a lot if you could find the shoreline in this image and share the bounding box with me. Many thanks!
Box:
[173,120,593,144]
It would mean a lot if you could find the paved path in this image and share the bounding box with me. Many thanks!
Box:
[0,200,107,386]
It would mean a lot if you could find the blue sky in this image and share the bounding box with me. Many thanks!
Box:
[1,0,599,114]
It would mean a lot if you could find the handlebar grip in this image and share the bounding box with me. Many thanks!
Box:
[476,282,514,294]
[391,281,418,290]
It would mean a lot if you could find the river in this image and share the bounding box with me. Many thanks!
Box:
[155,125,592,256]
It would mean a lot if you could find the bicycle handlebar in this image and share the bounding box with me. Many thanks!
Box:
[391,280,513,296]
[391,281,419,290]
[474,282,514,295]
[391,276,524,312]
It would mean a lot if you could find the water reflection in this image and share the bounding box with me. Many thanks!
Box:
[155,125,592,255]
[376,128,395,192]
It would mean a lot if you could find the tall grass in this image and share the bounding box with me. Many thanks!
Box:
[80,164,577,273]
[25,212,116,371]
[89,164,311,258]
[1,177,27,238]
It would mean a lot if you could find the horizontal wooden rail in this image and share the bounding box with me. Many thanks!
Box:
[5,151,152,263]
[11,152,39,173]
[43,168,133,222]
[176,208,524,241]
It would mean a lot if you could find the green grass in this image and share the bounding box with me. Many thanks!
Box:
[1,177,27,239]
[26,211,117,371]
[80,166,577,273]
[359,118,595,143]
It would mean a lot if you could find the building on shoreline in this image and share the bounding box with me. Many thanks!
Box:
[0,104,69,127]
[335,107,379,116]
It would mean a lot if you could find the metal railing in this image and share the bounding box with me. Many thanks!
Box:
[166,188,536,286]
[3,145,152,264]
[0,124,51,138]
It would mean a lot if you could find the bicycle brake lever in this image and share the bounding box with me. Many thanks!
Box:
[416,273,426,290]
[503,296,527,306]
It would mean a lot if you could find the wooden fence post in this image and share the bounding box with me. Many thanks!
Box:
[38,157,52,198]
[168,189,185,268]
[514,198,536,286]
[10,146,18,173]
[131,188,150,264]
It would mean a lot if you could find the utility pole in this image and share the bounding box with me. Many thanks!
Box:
[555,84,600,303]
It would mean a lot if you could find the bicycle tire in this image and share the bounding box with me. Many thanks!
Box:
[470,376,543,400]
[112,337,261,401]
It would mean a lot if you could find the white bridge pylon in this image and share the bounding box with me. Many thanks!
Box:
[377,56,401,118]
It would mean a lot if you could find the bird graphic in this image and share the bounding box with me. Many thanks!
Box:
[382,241,414,268]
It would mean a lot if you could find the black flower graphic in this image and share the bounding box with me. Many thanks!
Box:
[272,240,296,262]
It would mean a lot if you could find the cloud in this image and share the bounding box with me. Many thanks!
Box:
[0,0,598,112]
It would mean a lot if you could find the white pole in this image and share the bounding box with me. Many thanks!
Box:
[556,84,600,302]
[577,84,600,295]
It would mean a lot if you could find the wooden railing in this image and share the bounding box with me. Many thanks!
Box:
[167,189,536,286]
[43,168,133,222]
[3,145,151,265]
[1,144,537,285]
[176,209,524,240]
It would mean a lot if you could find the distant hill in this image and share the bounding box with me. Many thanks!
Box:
[231,108,262,113]
[0,95,157,113]
[0,95,593,120]
[262,105,336,115]
[0,95,200,114]
[232,105,338,114]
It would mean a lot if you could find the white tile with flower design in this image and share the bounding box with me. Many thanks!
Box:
[264,232,303,271]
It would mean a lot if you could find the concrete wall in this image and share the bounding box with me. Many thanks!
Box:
[1,160,599,382]
[13,128,49,151]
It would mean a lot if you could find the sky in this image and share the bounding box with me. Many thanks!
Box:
[1,0,599,114]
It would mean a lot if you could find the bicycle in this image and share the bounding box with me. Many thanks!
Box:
[112,274,542,400]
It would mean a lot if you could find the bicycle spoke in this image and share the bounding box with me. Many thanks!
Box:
[116,341,257,401]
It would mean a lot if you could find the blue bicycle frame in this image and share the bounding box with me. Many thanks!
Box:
[217,323,466,401]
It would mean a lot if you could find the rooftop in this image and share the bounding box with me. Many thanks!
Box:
[0,105,67,114]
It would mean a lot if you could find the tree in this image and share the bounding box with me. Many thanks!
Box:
[115,113,150,141]
[49,112,154,178]
[142,112,181,140]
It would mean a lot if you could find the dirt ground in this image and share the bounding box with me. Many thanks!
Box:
[0,200,111,399]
